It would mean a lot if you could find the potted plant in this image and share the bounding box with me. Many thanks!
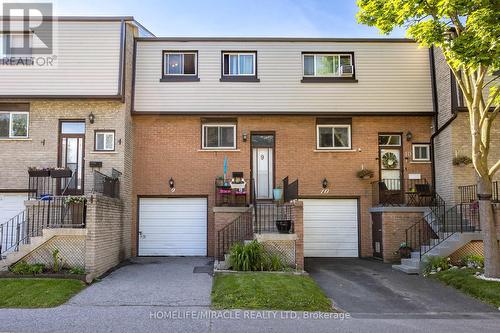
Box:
[452,155,472,166]
[215,176,225,187]
[28,167,51,177]
[50,168,73,178]
[356,168,374,180]
[275,219,292,234]
[273,185,283,201]
[396,242,412,259]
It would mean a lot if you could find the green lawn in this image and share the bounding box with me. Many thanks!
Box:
[431,269,500,307]
[211,272,332,312]
[0,279,86,308]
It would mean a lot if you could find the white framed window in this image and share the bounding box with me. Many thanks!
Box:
[316,125,351,150]
[412,144,430,161]
[95,131,115,151]
[222,52,256,76]
[378,135,401,146]
[303,53,353,77]
[0,112,29,138]
[202,124,236,149]
[163,52,197,76]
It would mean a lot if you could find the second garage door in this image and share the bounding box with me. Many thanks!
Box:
[138,197,207,256]
[303,199,359,257]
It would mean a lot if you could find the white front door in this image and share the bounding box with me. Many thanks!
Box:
[253,148,273,199]
[138,197,207,256]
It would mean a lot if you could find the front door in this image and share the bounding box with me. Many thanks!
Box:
[372,213,383,259]
[59,121,86,195]
[378,134,403,203]
[251,134,274,200]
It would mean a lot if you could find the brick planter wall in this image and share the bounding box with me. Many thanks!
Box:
[292,201,304,269]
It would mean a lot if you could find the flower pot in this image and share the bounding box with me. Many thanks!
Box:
[275,219,292,234]
[398,247,412,259]
[50,169,73,178]
[273,188,283,201]
[362,175,372,180]
[28,169,50,177]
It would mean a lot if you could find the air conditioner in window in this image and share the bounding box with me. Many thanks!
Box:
[340,65,353,77]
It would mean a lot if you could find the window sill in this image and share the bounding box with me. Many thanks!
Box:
[314,149,356,153]
[160,76,200,82]
[220,76,260,82]
[91,151,118,154]
[198,149,241,152]
[410,161,431,164]
[0,138,31,141]
[301,77,358,83]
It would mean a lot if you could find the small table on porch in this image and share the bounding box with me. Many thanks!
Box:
[405,192,419,206]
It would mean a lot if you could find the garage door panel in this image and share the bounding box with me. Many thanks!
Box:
[303,199,359,258]
[139,198,207,256]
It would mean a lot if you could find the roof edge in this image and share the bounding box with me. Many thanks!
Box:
[135,37,415,43]
[0,16,135,22]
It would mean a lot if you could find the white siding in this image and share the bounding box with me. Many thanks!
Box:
[134,40,433,114]
[0,21,122,96]
[303,199,359,257]
[138,198,207,256]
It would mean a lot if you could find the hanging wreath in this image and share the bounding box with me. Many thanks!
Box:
[382,152,399,169]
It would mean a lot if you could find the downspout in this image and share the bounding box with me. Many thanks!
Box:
[429,46,458,188]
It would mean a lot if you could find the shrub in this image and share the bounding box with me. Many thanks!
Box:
[262,253,286,271]
[68,266,86,275]
[460,254,484,269]
[422,256,450,274]
[52,249,62,273]
[229,240,264,271]
[452,155,472,166]
[10,261,45,275]
[356,169,374,179]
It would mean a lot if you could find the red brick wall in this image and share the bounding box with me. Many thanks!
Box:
[292,201,304,269]
[132,115,433,257]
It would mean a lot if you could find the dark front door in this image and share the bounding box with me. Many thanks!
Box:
[372,213,383,259]
[58,121,86,195]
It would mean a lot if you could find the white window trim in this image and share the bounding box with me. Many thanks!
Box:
[316,124,352,150]
[0,111,29,138]
[95,131,115,151]
[222,52,256,76]
[303,53,352,77]
[202,124,237,150]
[163,52,197,76]
[378,135,402,147]
[412,144,431,161]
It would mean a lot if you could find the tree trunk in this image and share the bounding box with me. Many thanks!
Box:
[478,178,500,278]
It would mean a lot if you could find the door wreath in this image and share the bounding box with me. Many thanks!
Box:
[382,152,398,169]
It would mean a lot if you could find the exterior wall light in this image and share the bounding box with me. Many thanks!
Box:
[169,177,175,189]
[406,131,413,141]
[322,178,328,189]
[88,112,95,124]
[242,132,247,142]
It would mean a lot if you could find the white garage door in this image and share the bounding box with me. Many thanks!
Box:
[303,199,359,257]
[138,197,207,256]
[0,194,26,224]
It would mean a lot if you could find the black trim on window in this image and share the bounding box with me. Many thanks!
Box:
[301,51,357,83]
[161,50,199,82]
[220,51,259,82]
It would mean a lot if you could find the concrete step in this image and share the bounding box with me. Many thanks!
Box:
[392,264,419,274]
[401,258,420,268]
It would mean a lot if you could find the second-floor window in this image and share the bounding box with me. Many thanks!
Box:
[222,52,256,76]
[303,53,354,77]
[0,112,29,138]
[0,33,32,58]
[163,51,197,76]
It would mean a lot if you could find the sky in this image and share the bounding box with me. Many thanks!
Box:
[48,0,407,38]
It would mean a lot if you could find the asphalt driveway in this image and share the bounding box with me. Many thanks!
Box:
[305,258,499,318]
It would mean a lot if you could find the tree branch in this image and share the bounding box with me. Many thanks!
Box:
[484,74,500,87]
[489,159,500,177]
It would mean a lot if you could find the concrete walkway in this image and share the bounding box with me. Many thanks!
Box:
[305,257,499,317]
[0,257,499,332]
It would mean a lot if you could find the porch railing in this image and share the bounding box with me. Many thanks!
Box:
[372,178,432,206]
[28,168,74,199]
[283,176,299,202]
[0,196,86,256]
[93,170,120,199]
[459,181,499,203]
[254,203,294,234]
[216,208,253,260]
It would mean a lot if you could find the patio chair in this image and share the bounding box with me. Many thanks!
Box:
[415,184,434,206]
[379,181,401,206]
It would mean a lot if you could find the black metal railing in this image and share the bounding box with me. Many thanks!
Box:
[283,176,299,202]
[372,178,433,206]
[405,202,479,259]
[214,178,249,207]
[216,208,253,260]
[0,196,86,256]
[459,181,499,203]
[94,170,120,198]
[28,168,74,199]
[254,203,294,234]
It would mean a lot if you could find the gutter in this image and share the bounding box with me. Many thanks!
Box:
[429,47,458,187]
